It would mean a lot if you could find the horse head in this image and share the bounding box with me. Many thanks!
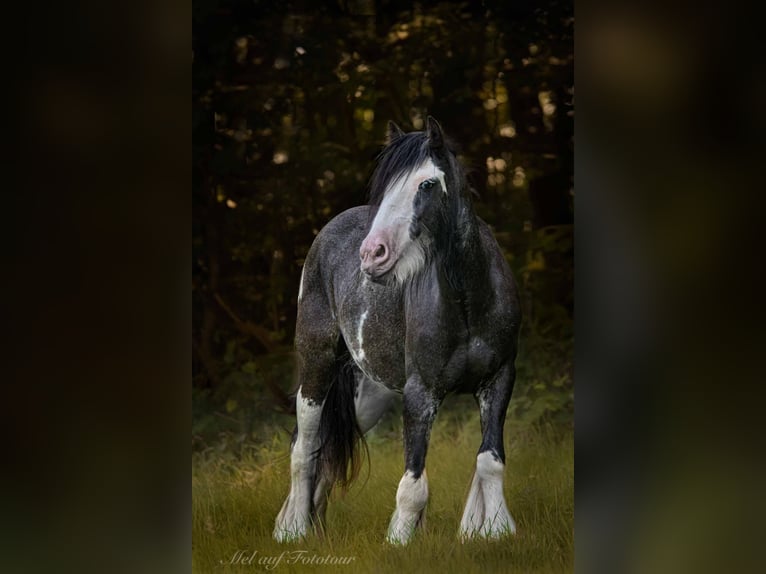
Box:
[360,117,464,283]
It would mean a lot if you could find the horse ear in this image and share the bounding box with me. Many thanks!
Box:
[426,116,444,149]
[386,121,405,144]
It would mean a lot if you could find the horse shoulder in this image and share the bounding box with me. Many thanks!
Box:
[300,206,370,298]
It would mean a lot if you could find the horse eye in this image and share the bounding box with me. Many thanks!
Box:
[419,178,436,191]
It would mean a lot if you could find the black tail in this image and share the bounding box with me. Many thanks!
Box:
[317,337,367,490]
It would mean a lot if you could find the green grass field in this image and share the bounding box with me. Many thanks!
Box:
[192,399,573,574]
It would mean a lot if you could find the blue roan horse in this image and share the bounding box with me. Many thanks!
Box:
[274,118,521,544]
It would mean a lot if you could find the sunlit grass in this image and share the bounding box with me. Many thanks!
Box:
[192,408,573,574]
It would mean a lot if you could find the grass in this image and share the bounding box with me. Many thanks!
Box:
[192,398,573,574]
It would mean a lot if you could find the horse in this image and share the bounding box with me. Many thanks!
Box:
[273,117,521,545]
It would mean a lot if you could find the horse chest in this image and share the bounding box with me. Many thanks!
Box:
[340,299,407,388]
[338,278,504,392]
[466,336,498,380]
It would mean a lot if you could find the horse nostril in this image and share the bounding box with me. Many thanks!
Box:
[373,244,387,261]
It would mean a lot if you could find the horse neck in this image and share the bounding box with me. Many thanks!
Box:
[434,193,488,298]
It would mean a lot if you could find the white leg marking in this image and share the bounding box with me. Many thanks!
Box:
[460,468,485,535]
[297,266,305,302]
[387,470,429,545]
[459,452,515,541]
[274,388,323,542]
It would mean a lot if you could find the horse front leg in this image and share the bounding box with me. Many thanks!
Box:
[459,362,516,540]
[273,385,325,542]
[386,375,440,545]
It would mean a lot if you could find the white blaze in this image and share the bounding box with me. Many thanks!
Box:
[368,158,446,284]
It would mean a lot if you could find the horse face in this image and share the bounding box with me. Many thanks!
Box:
[360,157,446,282]
[360,118,451,283]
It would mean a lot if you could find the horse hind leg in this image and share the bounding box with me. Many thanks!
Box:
[459,363,517,541]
